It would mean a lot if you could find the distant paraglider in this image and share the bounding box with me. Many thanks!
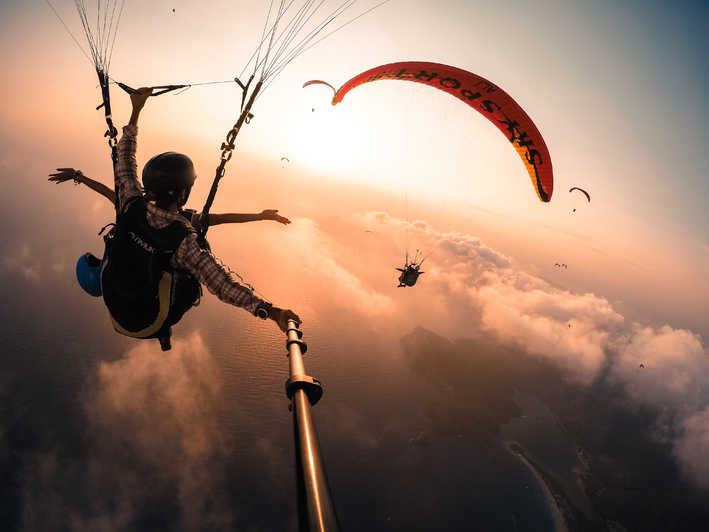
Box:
[569,187,590,214]
[569,187,591,203]
[303,79,336,95]
[397,250,425,287]
[303,80,336,112]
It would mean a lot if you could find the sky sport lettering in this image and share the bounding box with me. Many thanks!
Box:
[365,68,545,177]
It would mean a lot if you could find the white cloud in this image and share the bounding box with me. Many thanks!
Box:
[674,406,709,489]
[346,211,709,485]
[94,332,225,461]
[475,270,622,384]
[611,325,709,412]
[89,332,235,530]
[259,217,395,317]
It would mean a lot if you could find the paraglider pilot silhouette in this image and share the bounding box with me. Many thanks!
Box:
[69,88,299,350]
[397,250,425,287]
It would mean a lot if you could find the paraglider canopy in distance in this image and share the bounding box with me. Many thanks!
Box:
[303,79,337,96]
[330,61,554,202]
[303,80,336,112]
[569,187,591,202]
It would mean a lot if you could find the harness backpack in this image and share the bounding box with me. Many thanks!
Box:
[101,197,201,349]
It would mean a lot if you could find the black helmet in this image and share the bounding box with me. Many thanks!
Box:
[142,152,196,205]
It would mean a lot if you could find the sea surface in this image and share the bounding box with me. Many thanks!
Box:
[207,315,562,530]
[2,289,573,531]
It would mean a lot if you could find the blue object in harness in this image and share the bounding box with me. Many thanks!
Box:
[76,251,105,297]
[100,197,201,350]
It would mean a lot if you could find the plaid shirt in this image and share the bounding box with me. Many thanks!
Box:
[116,125,267,315]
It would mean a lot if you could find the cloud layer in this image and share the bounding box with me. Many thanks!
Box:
[351,211,709,487]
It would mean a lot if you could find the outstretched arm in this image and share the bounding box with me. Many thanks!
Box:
[192,209,291,229]
[173,232,300,332]
[48,168,116,203]
[114,87,152,213]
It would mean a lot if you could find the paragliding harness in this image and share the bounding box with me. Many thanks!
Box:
[100,197,201,351]
[91,67,199,351]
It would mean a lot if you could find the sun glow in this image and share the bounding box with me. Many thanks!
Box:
[284,94,383,183]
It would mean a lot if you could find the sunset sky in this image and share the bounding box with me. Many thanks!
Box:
[0,1,708,530]
[3,0,707,334]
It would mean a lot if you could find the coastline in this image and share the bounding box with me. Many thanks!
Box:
[504,440,569,532]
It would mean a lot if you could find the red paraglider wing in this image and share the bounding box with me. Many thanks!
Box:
[331,62,553,202]
[569,187,590,202]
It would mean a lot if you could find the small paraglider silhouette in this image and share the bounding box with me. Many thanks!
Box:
[569,187,590,214]
[639,363,645,369]
[303,80,336,114]
[397,250,425,287]
[569,187,591,202]
[280,156,290,168]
